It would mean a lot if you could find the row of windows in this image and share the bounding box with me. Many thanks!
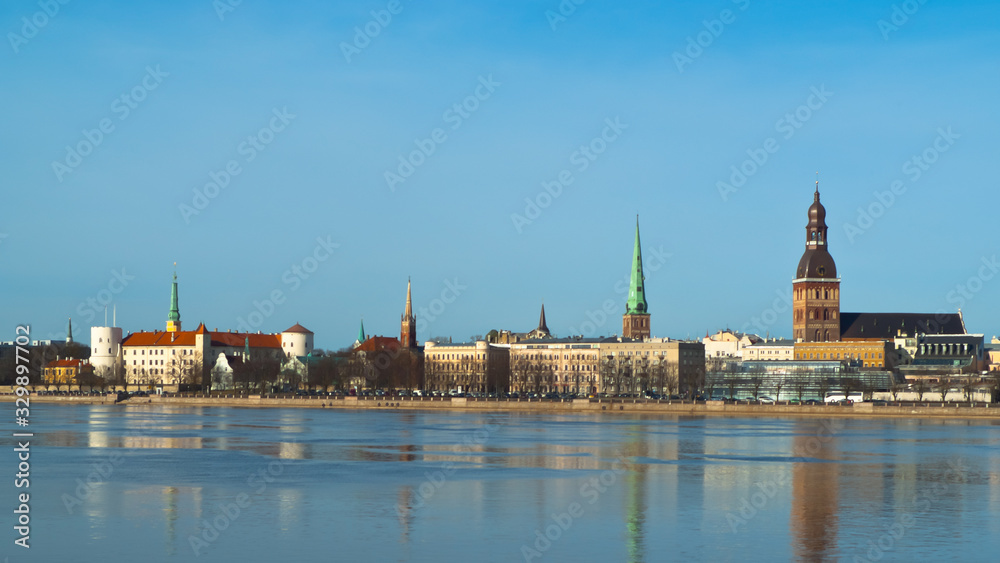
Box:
[796,288,839,300]
[795,352,884,360]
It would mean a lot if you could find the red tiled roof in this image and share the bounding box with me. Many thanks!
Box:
[209,332,281,348]
[355,336,401,352]
[283,323,313,334]
[122,331,197,347]
[122,328,280,349]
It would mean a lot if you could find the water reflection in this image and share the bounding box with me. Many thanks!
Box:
[26,406,1000,561]
[790,421,840,561]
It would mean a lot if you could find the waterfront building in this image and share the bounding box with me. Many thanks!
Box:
[423,340,510,393]
[508,336,704,396]
[43,358,92,385]
[116,271,314,391]
[742,338,795,361]
[702,330,761,359]
[599,338,705,396]
[788,183,970,373]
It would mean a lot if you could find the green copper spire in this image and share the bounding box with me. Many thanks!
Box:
[168,268,180,322]
[358,318,366,343]
[625,216,648,314]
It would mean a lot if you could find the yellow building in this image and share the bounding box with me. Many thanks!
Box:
[793,341,894,369]
[43,359,92,385]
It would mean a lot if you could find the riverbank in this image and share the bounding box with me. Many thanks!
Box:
[12,394,1000,419]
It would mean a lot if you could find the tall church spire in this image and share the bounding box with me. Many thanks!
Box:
[67,317,73,344]
[626,216,648,314]
[623,217,651,340]
[400,278,416,348]
[167,264,181,333]
[537,304,549,335]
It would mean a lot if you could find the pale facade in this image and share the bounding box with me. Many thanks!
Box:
[120,323,313,392]
[742,339,795,361]
[508,337,705,395]
[423,341,510,393]
[702,330,761,359]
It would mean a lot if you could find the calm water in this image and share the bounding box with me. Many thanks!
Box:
[5,404,1000,562]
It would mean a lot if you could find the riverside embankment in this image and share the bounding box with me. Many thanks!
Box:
[12,393,1000,419]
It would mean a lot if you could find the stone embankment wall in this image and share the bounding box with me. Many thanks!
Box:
[10,394,1000,419]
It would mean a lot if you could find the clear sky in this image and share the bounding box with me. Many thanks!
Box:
[2,0,998,350]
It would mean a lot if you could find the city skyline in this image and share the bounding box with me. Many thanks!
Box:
[3,0,999,348]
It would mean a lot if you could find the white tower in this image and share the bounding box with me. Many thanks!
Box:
[90,325,123,379]
[281,323,314,357]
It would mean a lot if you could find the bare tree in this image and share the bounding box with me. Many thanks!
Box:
[914,378,929,402]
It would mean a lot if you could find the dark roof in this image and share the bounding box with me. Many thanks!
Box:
[840,312,966,340]
[796,248,837,279]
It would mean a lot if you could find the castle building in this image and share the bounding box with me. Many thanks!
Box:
[622,217,651,340]
[114,271,314,391]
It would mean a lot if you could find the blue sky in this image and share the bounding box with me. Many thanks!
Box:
[2,0,998,349]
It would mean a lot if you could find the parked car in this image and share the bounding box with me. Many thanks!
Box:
[758,396,775,404]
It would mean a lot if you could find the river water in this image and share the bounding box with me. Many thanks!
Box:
[6,404,1000,562]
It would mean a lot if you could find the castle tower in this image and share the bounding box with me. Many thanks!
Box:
[90,325,123,377]
[400,278,417,348]
[167,266,181,333]
[623,217,651,340]
[793,181,841,342]
[281,323,314,357]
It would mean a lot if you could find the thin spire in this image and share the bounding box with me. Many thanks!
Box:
[403,277,413,320]
[167,264,181,332]
[358,318,366,343]
[538,304,549,334]
[625,216,648,315]
[67,317,73,344]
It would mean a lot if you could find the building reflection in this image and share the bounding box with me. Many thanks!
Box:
[789,420,840,561]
